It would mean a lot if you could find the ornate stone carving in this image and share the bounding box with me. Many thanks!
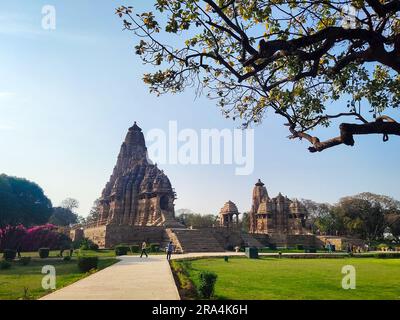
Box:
[96,122,178,227]
[249,179,308,235]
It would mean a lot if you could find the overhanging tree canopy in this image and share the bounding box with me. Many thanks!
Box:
[117,0,400,152]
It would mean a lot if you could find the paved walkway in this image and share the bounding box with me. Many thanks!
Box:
[41,255,180,300]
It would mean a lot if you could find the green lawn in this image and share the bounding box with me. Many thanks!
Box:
[0,256,117,300]
[176,257,400,300]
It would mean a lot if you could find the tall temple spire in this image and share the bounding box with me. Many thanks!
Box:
[97,123,177,227]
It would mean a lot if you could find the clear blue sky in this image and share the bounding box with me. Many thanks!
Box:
[0,0,399,217]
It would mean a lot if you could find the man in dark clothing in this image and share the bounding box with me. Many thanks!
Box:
[166,241,174,261]
[17,245,22,258]
[140,241,148,258]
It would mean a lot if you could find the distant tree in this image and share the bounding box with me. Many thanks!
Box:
[386,213,400,242]
[177,211,218,228]
[334,193,390,241]
[300,199,337,234]
[355,192,400,242]
[60,198,79,212]
[86,199,101,224]
[240,212,250,232]
[117,1,400,153]
[48,207,78,226]
[0,174,52,227]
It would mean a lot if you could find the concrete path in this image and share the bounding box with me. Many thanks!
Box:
[41,255,180,300]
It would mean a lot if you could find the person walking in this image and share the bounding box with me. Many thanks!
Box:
[166,241,174,261]
[140,241,148,258]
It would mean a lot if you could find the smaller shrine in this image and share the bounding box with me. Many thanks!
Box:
[219,200,240,227]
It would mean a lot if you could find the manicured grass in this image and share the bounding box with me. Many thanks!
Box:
[0,257,117,300]
[176,257,400,300]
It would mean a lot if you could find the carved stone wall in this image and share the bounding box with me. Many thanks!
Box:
[96,122,177,227]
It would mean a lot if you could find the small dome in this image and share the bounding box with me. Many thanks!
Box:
[220,200,239,215]
[255,179,265,187]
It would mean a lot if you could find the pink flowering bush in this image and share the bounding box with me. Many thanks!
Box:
[0,224,71,252]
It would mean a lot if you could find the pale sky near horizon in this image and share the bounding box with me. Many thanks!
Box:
[1,1,399,217]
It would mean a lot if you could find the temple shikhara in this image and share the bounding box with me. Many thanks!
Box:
[71,122,335,252]
[249,179,307,235]
[97,122,179,228]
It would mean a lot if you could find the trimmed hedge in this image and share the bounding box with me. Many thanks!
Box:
[374,252,400,259]
[130,245,140,253]
[77,256,98,272]
[3,249,16,261]
[149,243,160,252]
[38,248,50,259]
[19,257,31,266]
[0,260,12,270]
[198,271,218,299]
[115,245,130,256]
[79,238,99,251]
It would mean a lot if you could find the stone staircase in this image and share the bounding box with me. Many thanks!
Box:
[240,232,265,248]
[161,210,185,228]
[166,228,225,253]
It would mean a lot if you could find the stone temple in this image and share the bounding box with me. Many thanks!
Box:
[71,122,328,251]
[97,122,179,228]
[249,179,307,235]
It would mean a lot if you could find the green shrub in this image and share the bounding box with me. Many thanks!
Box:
[79,238,99,251]
[296,244,304,250]
[38,248,50,259]
[77,256,98,272]
[115,245,130,256]
[149,243,160,252]
[0,260,12,270]
[198,271,218,299]
[19,257,31,266]
[268,243,277,250]
[3,249,17,261]
[224,256,229,262]
[130,245,140,253]
[374,252,400,259]
[63,256,72,262]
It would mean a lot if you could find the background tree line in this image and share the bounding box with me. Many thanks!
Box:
[0,174,83,227]
[301,193,400,242]
[1,174,400,243]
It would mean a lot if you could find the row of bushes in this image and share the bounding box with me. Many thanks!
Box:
[76,238,99,251]
[114,243,161,256]
[0,257,32,270]
[2,248,53,261]
[0,254,99,273]
[351,252,400,259]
